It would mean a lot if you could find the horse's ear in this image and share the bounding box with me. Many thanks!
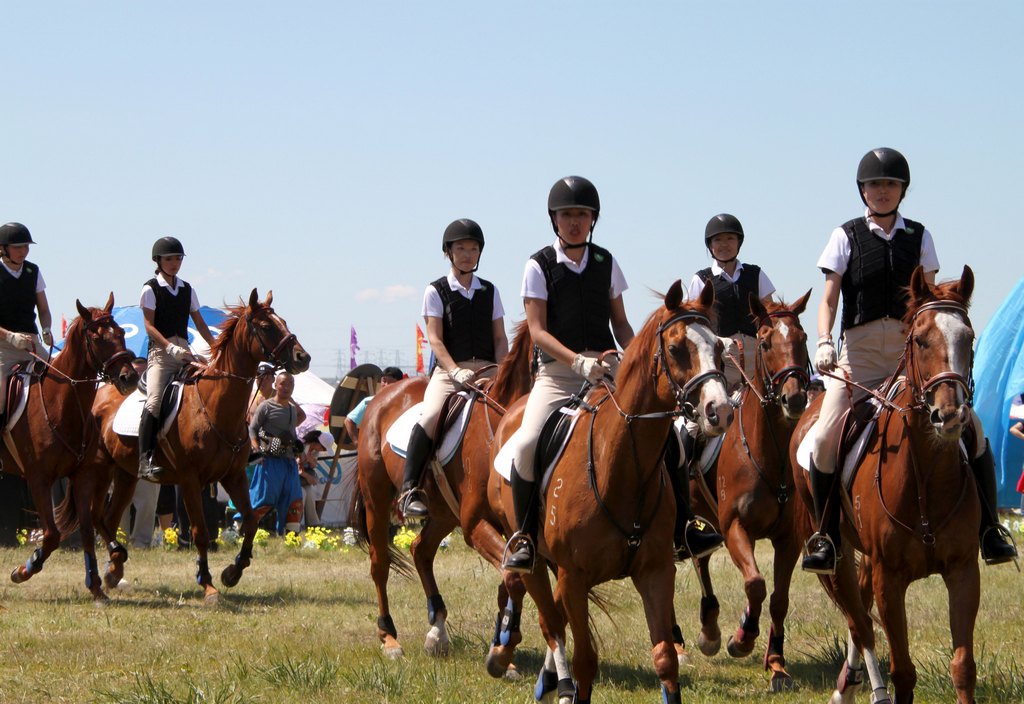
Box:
[909,265,930,301]
[264,289,274,307]
[664,280,683,310]
[698,278,715,309]
[248,289,259,308]
[104,292,115,313]
[955,265,974,305]
[76,299,90,321]
[791,289,812,316]
[748,293,768,328]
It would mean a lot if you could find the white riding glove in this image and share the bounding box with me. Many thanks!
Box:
[572,354,608,384]
[165,343,194,362]
[4,331,35,351]
[815,340,837,373]
[40,328,53,347]
[449,367,476,386]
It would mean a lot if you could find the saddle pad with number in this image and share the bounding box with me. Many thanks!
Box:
[112,382,184,438]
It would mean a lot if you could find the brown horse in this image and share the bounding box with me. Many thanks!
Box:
[3,294,137,601]
[82,290,309,603]
[789,266,983,704]
[350,320,535,663]
[687,291,811,690]
[487,281,733,703]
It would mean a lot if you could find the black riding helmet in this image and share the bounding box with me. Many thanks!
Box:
[547,176,600,249]
[704,213,744,248]
[152,236,186,260]
[856,148,910,216]
[0,222,35,247]
[441,218,485,254]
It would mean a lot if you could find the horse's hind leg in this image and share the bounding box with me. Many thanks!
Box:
[694,553,722,656]
[412,513,457,656]
[11,476,61,585]
[942,561,979,704]
[70,471,108,602]
[361,466,403,658]
[219,468,256,589]
[178,480,218,605]
[763,532,800,690]
[101,470,137,590]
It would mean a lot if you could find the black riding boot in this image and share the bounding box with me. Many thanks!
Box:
[667,435,724,559]
[399,424,432,518]
[137,411,166,481]
[970,439,1017,565]
[801,460,840,574]
[502,468,537,573]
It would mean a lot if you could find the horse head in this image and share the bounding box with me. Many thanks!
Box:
[73,292,138,394]
[647,279,733,436]
[904,265,975,439]
[231,289,311,374]
[749,289,812,420]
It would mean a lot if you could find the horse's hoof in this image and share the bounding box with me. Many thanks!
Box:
[423,631,450,657]
[676,646,691,668]
[484,647,511,678]
[502,664,522,681]
[92,592,110,607]
[115,578,132,591]
[769,671,795,692]
[727,634,757,658]
[10,567,26,584]
[220,564,241,588]
[203,588,220,607]
[697,633,721,657]
[382,644,404,660]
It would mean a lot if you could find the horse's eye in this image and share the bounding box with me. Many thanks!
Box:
[667,344,679,356]
[914,335,927,349]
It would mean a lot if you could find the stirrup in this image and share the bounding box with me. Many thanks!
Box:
[397,488,428,519]
[679,516,725,560]
[501,531,536,574]
[801,532,839,575]
[138,462,166,483]
[980,524,1019,567]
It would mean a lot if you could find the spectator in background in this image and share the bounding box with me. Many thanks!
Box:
[248,371,305,535]
[1010,393,1024,512]
[343,366,404,443]
[806,377,825,405]
[298,430,335,528]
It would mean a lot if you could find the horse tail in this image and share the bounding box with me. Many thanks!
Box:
[347,480,416,579]
[53,483,81,538]
[490,319,534,405]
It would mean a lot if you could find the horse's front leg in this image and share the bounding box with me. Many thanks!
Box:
[723,518,764,658]
[69,470,108,602]
[522,566,573,703]
[694,553,722,656]
[943,560,979,704]
[411,513,457,657]
[763,530,801,691]
[219,466,255,589]
[633,560,682,704]
[555,568,599,703]
[11,474,61,585]
[178,479,218,605]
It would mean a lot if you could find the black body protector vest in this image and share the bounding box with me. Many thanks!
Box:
[146,277,192,348]
[0,261,40,334]
[839,217,924,331]
[531,244,616,362]
[696,264,762,337]
[429,276,497,363]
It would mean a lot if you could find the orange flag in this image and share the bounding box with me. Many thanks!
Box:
[415,324,425,375]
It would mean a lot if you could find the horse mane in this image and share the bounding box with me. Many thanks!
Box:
[489,319,533,405]
[208,301,246,357]
[616,295,711,385]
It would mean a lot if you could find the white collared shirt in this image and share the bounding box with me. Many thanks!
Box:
[685,259,775,301]
[1,260,46,292]
[521,239,628,300]
[422,271,505,320]
[139,272,201,312]
[817,209,940,276]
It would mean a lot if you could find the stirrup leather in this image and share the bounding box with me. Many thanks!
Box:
[501,531,536,573]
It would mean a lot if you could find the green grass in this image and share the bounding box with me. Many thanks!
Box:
[0,532,1021,703]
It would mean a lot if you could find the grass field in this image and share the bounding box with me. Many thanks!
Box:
[0,524,1021,704]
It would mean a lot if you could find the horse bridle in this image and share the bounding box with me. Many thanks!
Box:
[245,305,298,369]
[652,310,728,422]
[903,300,974,410]
[752,310,811,405]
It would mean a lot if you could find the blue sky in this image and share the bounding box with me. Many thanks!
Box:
[4,2,1021,380]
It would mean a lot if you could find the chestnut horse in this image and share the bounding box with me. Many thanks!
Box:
[487,281,733,703]
[687,291,811,690]
[790,266,984,704]
[3,294,137,601]
[351,320,535,662]
[82,290,309,603]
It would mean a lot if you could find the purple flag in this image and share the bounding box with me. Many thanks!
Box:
[349,325,359,369]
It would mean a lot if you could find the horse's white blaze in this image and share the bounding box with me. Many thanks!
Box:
[934,311,971,404]
[685,326,730,408]
[778,320,791,340]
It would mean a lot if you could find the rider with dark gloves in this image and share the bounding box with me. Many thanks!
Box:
[501,176,635,573]
[137,237,217,481]
[805,148,1016,574]
[398,219,508,519]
